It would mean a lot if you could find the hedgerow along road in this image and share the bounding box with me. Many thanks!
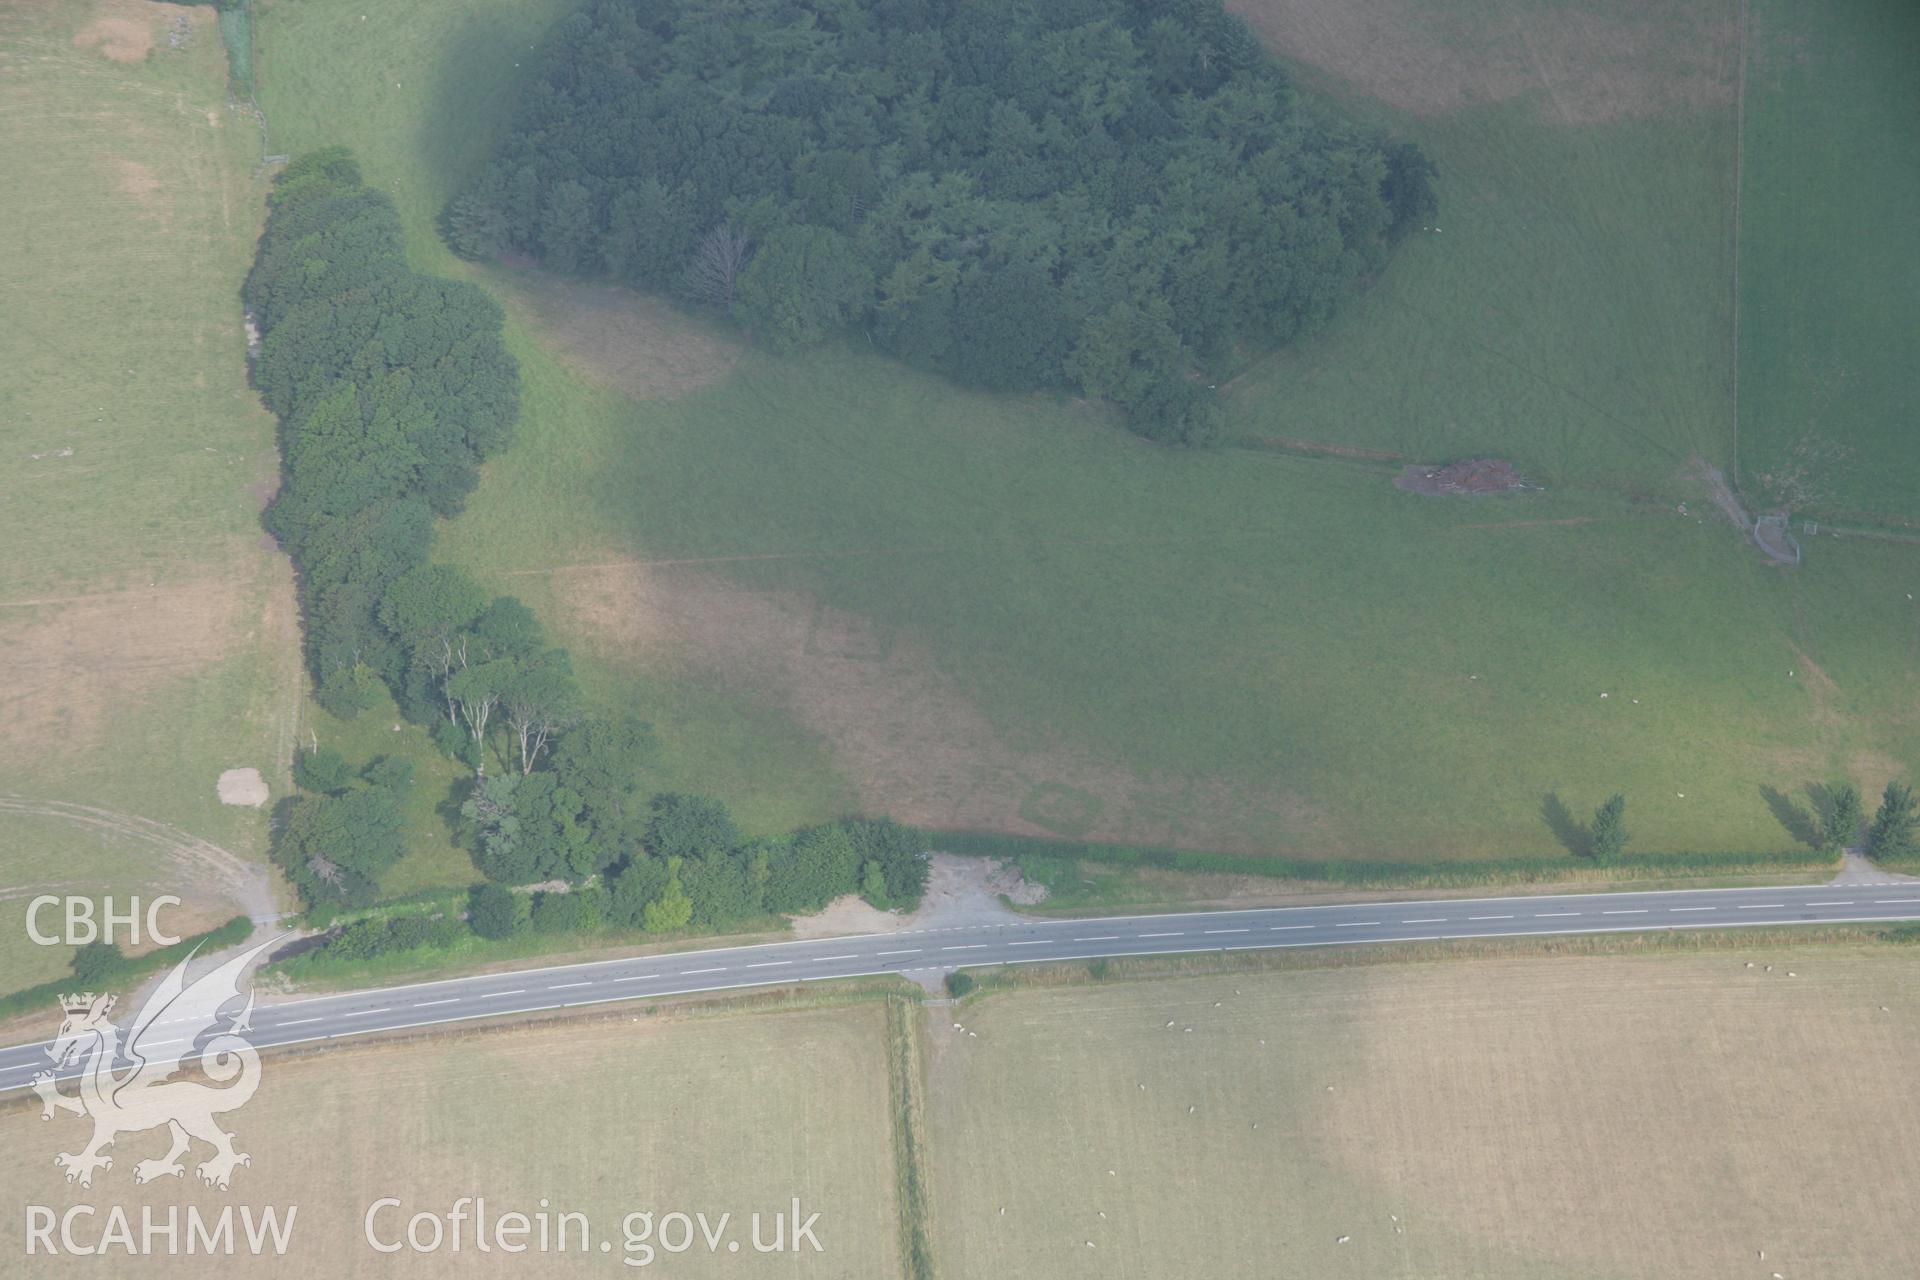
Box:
[5,875,1920,1094]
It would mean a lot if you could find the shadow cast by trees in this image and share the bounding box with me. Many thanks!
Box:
[1760,784,1822,849]
[436,774,474,862]
[1540,792,1590,858]
[1804,783,1838,837]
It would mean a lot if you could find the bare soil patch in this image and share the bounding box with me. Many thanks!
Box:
[71,14,152,63]
[788,854,1042,937]
[502,271,744,402]
[216,766,268,807]
[0,575,244,755]
[1229,0,1736,124]
[789,893,901,938]
[1394,457,1526,495]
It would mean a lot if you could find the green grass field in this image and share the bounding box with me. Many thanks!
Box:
[928,951,1920,1278]
[0,0,297,992]
[1735,0,1920,524]
[1223,0,1743,494]
[249,0,1920,883]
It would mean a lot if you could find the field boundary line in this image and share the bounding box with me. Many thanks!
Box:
[1730,0,1750,493]
[886,998,936,1280]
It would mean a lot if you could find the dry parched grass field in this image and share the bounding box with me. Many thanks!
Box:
[0,1003,902,1277]
[6,952,1916,1276]
[928,952,1920,1278]
[0,0,298,989]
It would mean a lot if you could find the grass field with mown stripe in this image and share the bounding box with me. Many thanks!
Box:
[253,0,1920,878]
[0,0,298,993]
[1734,0,1920,525]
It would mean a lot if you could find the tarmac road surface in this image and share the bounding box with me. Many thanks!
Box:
[5,879,1918,1094]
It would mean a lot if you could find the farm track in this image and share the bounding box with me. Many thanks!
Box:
[0,796,276,924]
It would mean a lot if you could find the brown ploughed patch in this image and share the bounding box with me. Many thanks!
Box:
[0,576,243,754]
[72,14,153,64]
[1395,458,1527,495]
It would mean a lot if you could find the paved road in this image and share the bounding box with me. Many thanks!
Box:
[6,880,1919,1095]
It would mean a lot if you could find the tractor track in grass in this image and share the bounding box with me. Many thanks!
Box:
[0,796,277,924]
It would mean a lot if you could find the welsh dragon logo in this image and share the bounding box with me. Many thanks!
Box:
[32,935,279,1191]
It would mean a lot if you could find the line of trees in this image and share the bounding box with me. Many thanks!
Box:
[446,0,1437,443]
[246,148,521,720]
[272,750,415,908]
[1586,779,1919,865]
[252,150,929,928]
[1866,781,1916,860]
[293,772,927,961]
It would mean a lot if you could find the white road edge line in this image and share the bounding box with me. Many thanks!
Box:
[13,912,1920,1096]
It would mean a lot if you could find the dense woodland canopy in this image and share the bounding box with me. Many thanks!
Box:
[449,0,1438,442]
[250,153,927,925]
[247,149,520,719]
